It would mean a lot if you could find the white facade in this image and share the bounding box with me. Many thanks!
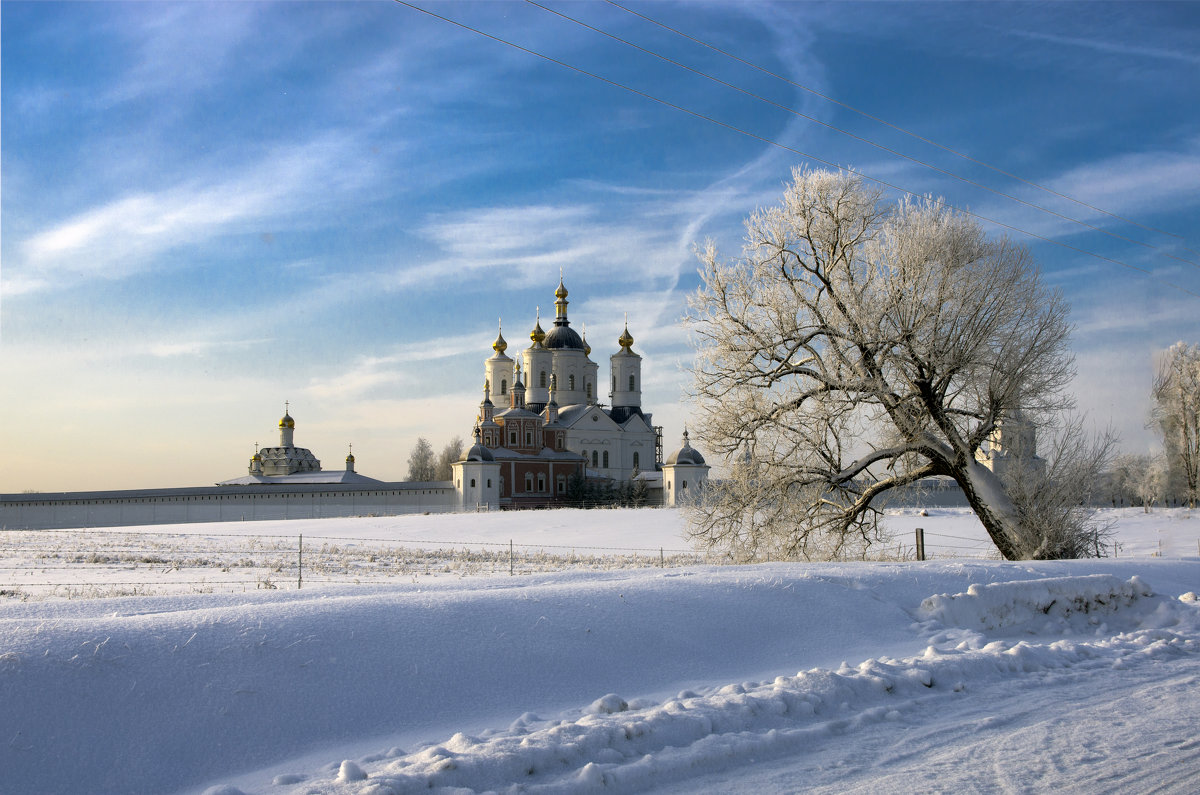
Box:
[662,430,710,506]
[975,411,1046,481]
[481,279,660,485]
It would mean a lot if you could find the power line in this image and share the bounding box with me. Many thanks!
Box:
[527,0,1198,271]
[604,0,1197,256]
[393,1,1199,299]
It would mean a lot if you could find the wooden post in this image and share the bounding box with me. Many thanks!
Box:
[660,547,664,568]
[915,527,925,561]
[509,539,514,576]
[298,534,303,589]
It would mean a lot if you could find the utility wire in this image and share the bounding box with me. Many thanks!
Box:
[394,1,1199,299]
[604,0,1197,257]
[528,0,1198,270]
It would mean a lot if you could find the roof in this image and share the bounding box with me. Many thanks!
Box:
[218,470,387,486]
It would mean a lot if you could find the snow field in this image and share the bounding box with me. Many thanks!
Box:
[1,507,1198,794]
[222,573,1200,794]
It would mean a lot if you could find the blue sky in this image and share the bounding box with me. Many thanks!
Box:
[2,1,1198,492]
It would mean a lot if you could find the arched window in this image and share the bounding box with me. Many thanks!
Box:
[538,473,546,492]
[500,379,507,395]
[557,475,566,494]
[525,430,533,446]
[470,478,476,488]
[603,450,609,468]
[569,374,576,390]
[682,480,688,489]
[586,382,593,399]
[633,452,639,469]
[540,371,547,388]
[612,376,616,393]
[525,472,534,492]
[592,451,599,467]
[629,374,636,391]
[487,479,492,488]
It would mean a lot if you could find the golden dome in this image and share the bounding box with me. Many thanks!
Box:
[492,321,508,354]
[279,412,295,429]
[582,323,591,356]
[555,277,568,300]
[530,310,546,345]
[618,323,634,350]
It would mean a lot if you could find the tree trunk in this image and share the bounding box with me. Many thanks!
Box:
[948,458,1024,560]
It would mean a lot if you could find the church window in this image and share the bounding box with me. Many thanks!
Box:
[592,451,598,467]
[526,430,533,446]
[586,382,593,399]
[540,371,547,388]
[510,430,518,446]
[569,374,576,390]
[500,379,507,395]
[603,450,609,468]
[629,374,636,391]
[633,452,639,469]
[525,472,533,492]
[557,475,566,494]
[612,376,616,393]
[487,479,492,488]
[538,473,546,492]
[470,478,476,488]
[682,480,688,489]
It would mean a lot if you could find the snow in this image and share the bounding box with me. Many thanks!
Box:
[1,507,1198,794]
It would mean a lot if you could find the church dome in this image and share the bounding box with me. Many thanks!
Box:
[665,430,706,466]
[543,324,586,350]
[465,442,495,462]
[279,412,295,429]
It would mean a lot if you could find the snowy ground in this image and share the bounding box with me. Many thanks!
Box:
[1,507,1198,794]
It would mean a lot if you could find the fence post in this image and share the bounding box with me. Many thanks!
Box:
[915,527,925,561]
[509,539,514,576]
[660,547,664,568]
[298,534,303,589]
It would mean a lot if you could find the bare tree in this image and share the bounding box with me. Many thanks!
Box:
[686,167,1110,561]
[1152,342,1200,508]
[434,436,465,481]
[406,437,437,482]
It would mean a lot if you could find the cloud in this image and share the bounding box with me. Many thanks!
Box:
[1007,28,1200,67]
[100,3,262,107]
[10,133,376,294]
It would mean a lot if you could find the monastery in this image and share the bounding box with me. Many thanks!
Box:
[1,280,709,529]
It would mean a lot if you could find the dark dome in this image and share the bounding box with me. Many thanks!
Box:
[665,431,706,466]
[465,443,495,462]
[543,324,586,350]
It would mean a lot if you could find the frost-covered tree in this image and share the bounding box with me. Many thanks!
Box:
[434,436,465,481]
[686,167,1110,561]
[406,437,437,482]
[1152,342,1200,509]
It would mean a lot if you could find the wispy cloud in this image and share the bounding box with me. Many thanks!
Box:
[100,3,262,107]
[1007,28,1200,67]
[9,133,377,295]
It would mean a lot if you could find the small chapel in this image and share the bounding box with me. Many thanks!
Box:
[453,278,709,509]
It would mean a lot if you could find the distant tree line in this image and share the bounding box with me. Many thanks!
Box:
[406,436,464,482]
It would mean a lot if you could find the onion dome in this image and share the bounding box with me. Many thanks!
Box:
[492,321,506,355]
[665,429,706,466]
[279,410,295,429]
[530,309,546,346]
[345,445,355,465]
[618,322,634,351]
[582,323,591,356]
[465,426,495,461]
